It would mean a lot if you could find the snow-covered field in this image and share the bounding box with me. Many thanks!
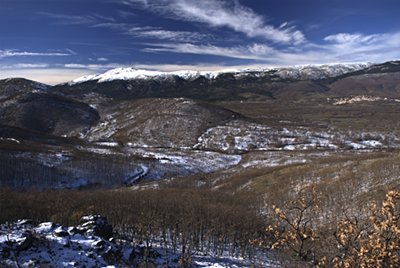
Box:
[125,147,242,176]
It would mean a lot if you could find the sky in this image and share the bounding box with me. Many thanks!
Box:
[1,0,400,84]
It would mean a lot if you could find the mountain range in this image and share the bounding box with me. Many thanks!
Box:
[1,60,400,190]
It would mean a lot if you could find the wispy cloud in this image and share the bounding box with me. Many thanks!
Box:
[63,63,122,70]
[142,42,328,65]
[324,33,380,44]
[42,11,210,43]
[142,30,400,65]
[0,63,50,69]
[143,43,272,60]
[92,22,211,42]
[91,22,130,31]
[38,12,115,25]
[126,28,211,42]
[7,1,400,83]
[0,49,71,58]
[123,0,305,44]
[321,32,400,62]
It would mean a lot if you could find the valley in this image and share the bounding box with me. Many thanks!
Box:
[2,61,400,266]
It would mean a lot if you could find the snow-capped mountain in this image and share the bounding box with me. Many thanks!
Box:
[68,63,371,85]
[68,68,239,85]
[51,60,400,104]
[273,63,370,80]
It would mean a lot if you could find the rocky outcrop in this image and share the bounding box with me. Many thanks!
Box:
[0,216,122,267]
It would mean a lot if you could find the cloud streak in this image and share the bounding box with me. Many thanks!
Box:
[125,28,211,42]
[0,49,71,58]
[143,43,272,60]
[142,31,400,65]
[38,12,115,25]
[123,0,305,44]
[321,32,400,62]
[42,12,210,43]
[6,0,399,83]
[0,63,50,69]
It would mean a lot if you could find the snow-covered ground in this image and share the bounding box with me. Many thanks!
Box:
[125,147,242,175]
[331,95,400,105]
[0,216,121,267]
[194,120,390,153]
[0,216,278,268]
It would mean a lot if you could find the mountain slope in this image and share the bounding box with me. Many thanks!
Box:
[85,98,240,148]
[0,92,99,136]
[329,72,400,97]
[0,78,49,101]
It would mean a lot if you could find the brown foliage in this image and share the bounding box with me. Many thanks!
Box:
[333,190,400,267]
[268,187,400,267]
[266,185,323,265]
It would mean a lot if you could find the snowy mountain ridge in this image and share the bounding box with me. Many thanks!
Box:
[68,63,371,85]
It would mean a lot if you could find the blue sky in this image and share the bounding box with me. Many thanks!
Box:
[1,0,400,84]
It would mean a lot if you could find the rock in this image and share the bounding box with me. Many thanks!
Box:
[16,219,34,227]
[103,247,121,264]
[16,230,33,251]
[67,226,79,235]
[92,239,106,251]
[0,216,143,267]
[79,215,113,239]
[35,222,56,233]
[54,226,69,237]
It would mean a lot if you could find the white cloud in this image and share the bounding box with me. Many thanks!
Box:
[91,22,130,31]
[40,1,304,45]
[38,12,97,25]
[97,57,109,61]
[248,43,274,55]
[324,33,381,44]
[63,63,122,70]
[0,49,71,58]
[39,12,115,25]
[126,0,305,44]
[143,43,268,60]
[91,22,209,43]
[143,42,324,63]
[120,0,148,7]
[126,28,210,42]
[141,30,400,66]
[0,63,50,69]
[320,32,400,62]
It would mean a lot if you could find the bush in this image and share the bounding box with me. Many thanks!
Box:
[267,186,400,267]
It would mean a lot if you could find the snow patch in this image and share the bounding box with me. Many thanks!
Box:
[0,137,20,144]
[332,95,400,105]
